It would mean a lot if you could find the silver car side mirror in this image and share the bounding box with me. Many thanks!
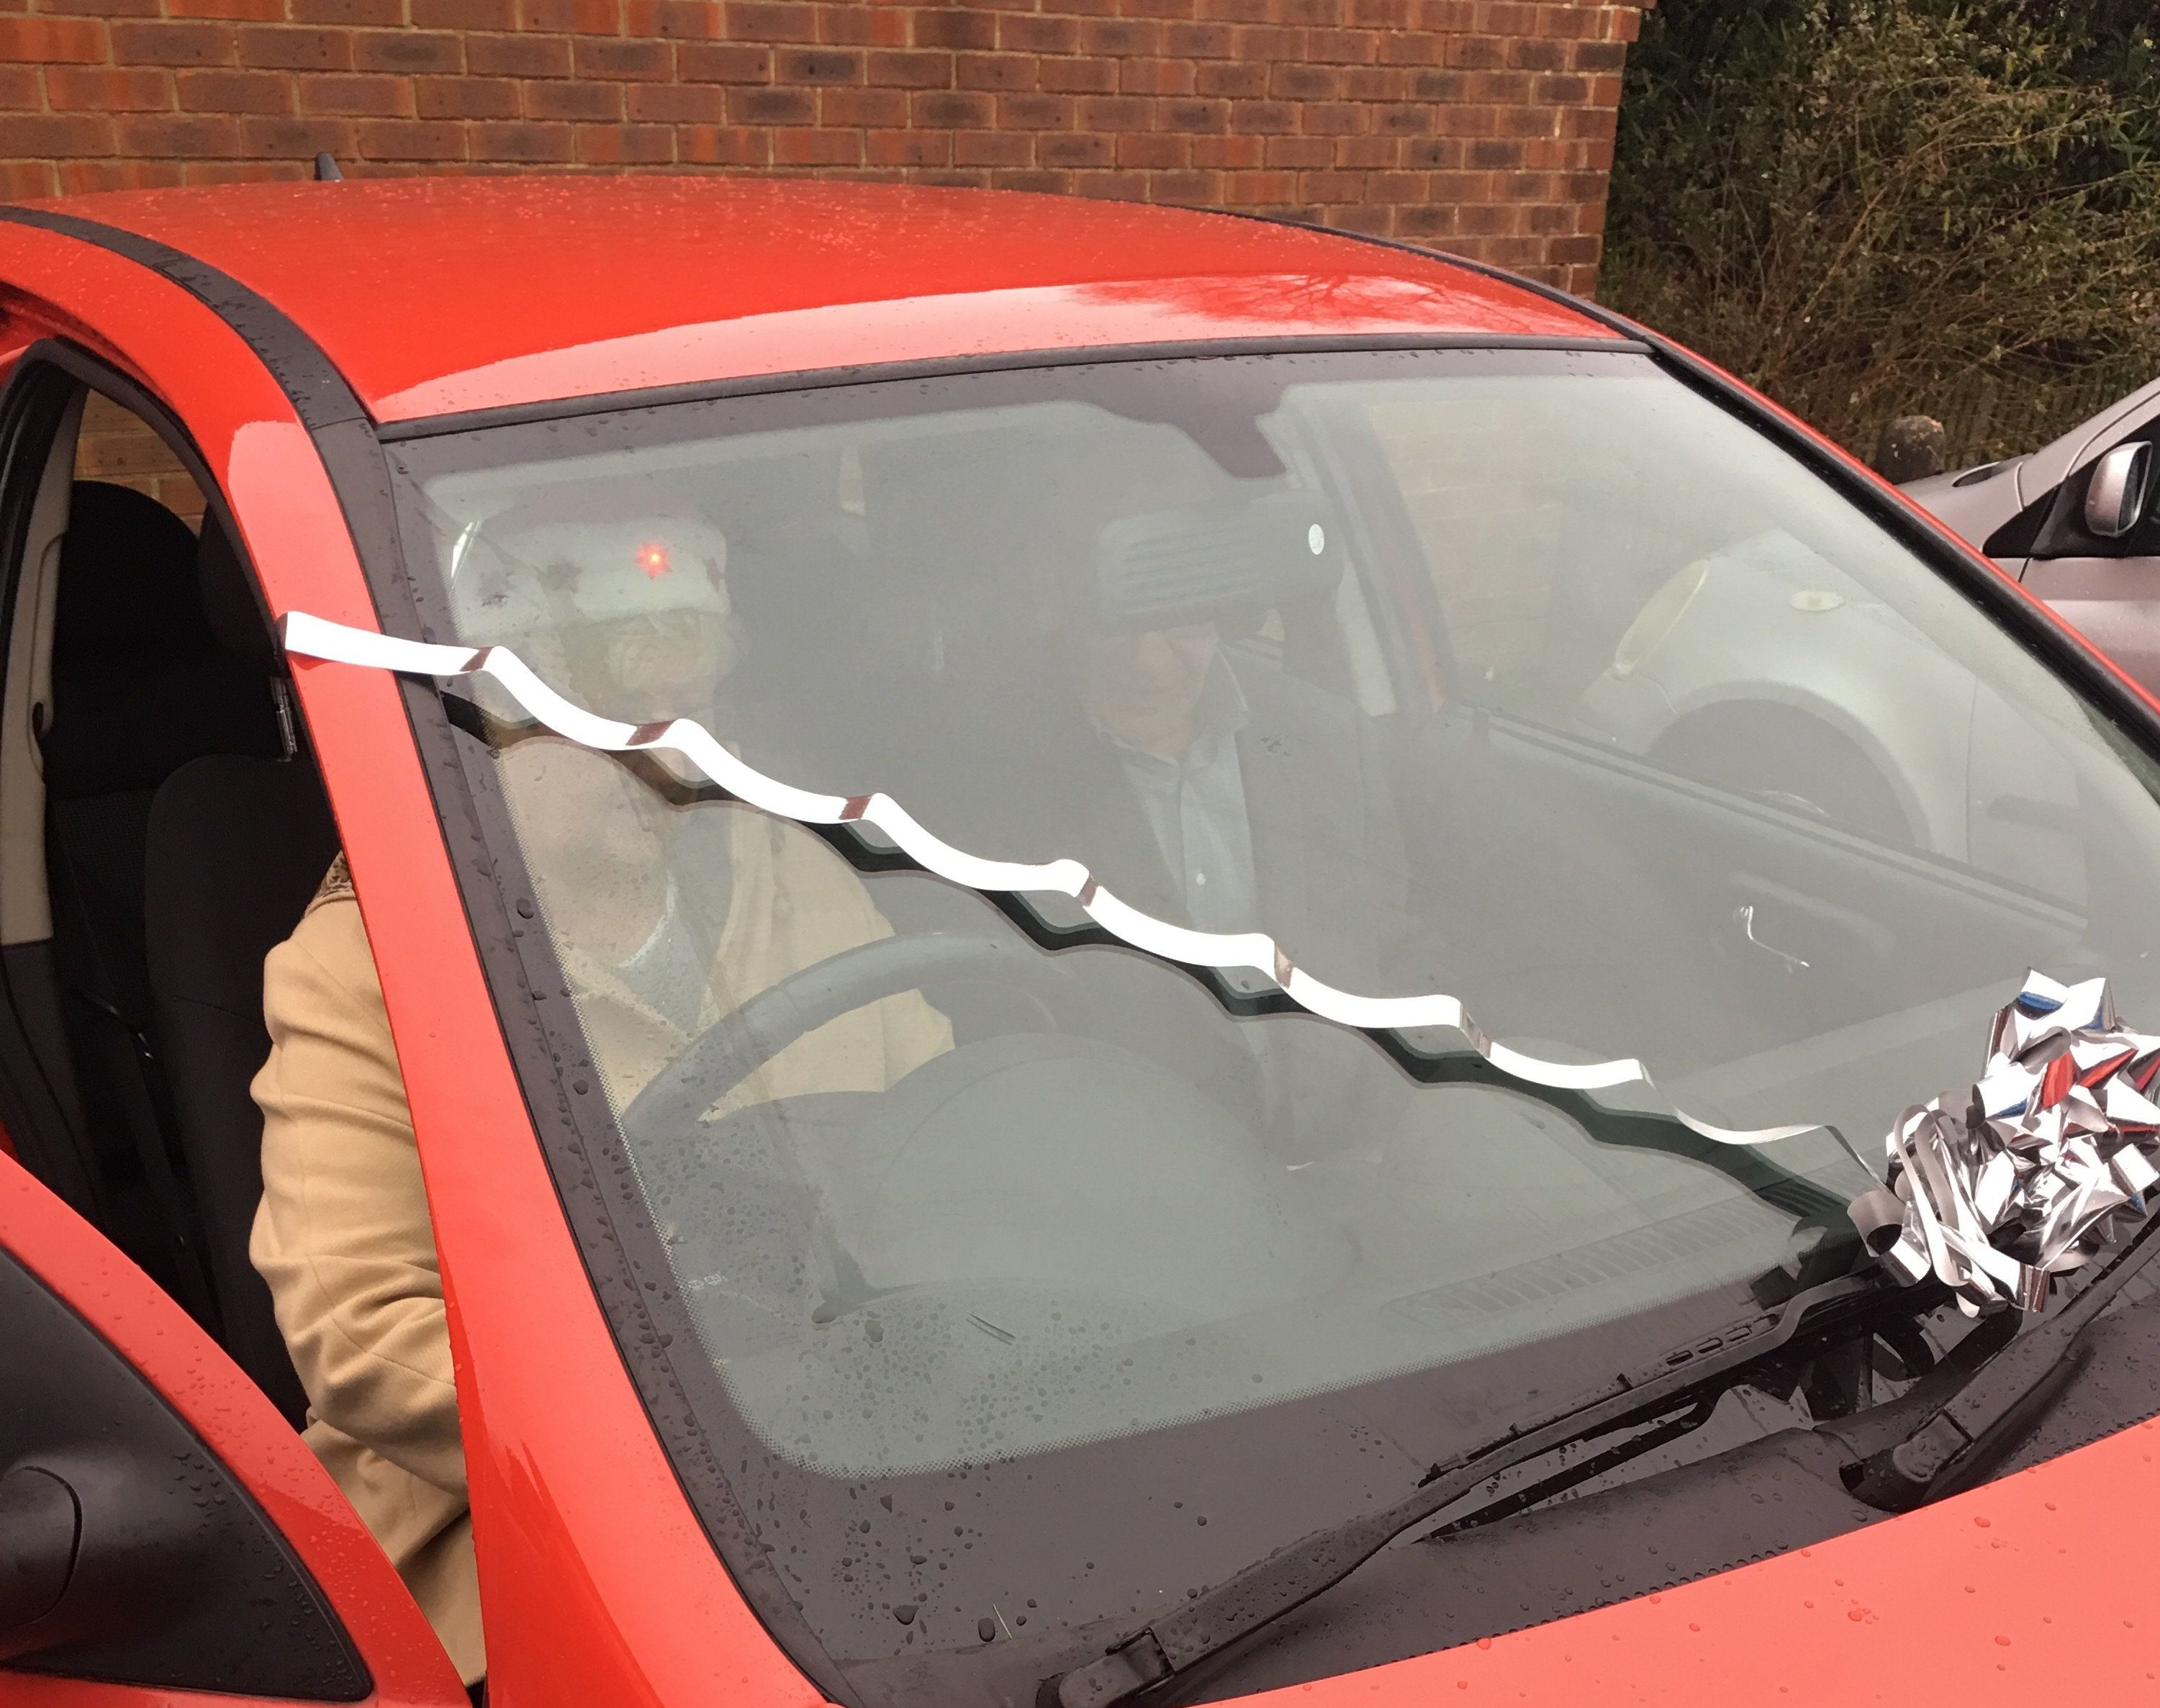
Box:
[2084,441,2154,539]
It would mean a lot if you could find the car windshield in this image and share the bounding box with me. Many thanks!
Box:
[386,348,2160,1699]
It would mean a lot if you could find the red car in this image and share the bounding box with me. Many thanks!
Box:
[4,178,2160,1708]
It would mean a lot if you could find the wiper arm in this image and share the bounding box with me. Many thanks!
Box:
[1049,1270,1885,1708]
[1053,1208,2160,1708]
[1827,1204,2160,1509]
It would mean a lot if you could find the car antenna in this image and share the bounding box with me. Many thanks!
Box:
[314,153,343,182]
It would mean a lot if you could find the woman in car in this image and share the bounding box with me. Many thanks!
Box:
[247,511,951,1692]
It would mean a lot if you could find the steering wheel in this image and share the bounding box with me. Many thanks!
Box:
[619,933,1357,1383]
[620,930,1075,1137]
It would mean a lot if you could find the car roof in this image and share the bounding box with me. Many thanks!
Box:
[30,177,1621,425]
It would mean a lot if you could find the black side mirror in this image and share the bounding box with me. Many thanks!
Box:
[0,1450,211,1663]
[2084,441,2154,540]
[0,1243,369,1696]
[0,1465,77,1655]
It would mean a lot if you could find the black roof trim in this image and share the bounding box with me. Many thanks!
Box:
[374,332,1648,440]
[0,204,371,434]
[0,202,1642,446]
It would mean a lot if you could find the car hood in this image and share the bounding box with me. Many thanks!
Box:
[1267,1411,2151,1705]
[1901,457,2029,549]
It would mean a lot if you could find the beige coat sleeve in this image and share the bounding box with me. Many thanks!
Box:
[249,893,466,1499]
[749,819,953,1101]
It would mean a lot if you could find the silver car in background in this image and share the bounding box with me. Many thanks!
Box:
[1570,379,2157,871]
[1907,379,2160,691]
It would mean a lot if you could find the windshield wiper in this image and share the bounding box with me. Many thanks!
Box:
[1825,1204,2160,1509]
[1048,1268,1888,1708]
[1054,1208,2160,1708]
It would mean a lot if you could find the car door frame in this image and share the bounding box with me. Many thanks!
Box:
[0,305,469,1708]
[0,214,828,1708]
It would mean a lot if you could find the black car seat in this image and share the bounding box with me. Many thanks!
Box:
[42,482,284,1321]
[143,518,337,1425]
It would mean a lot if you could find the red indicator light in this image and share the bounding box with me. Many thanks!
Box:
[635,541,672,579]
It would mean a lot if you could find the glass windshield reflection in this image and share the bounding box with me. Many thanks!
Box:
[392,351,2160,1485]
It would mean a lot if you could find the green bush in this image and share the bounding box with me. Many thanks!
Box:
[1601,0,2160,466]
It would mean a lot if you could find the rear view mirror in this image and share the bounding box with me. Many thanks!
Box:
[2084,441,2154,539]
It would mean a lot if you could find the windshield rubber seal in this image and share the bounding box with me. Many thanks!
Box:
[366,332,1652,442]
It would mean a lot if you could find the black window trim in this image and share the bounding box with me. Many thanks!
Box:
[368,331,1653,441]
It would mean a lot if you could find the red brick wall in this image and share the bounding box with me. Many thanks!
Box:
[0,0,1648,292]
[75,389,207,521]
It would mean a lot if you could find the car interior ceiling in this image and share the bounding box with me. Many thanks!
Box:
[14,446,337,1426]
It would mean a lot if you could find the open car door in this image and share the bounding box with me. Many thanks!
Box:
[0,1148,468,1708]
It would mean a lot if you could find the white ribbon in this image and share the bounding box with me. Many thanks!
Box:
[281,610,1827,1149]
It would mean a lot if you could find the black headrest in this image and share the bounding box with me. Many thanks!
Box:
[55,482,207,657]
[197,514,279,677]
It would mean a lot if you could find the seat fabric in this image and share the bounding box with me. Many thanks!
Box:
[41,482,281,1317]
[135,514,339,1424]
[146,752,337,1424]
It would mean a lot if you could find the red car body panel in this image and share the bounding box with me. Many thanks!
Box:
[0,1155,469,1708]
[0,181,2151,1707]
[22,179,1617,423]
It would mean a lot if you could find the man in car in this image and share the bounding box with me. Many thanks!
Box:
[247,510,950,1694]
[1023,453,1406,993]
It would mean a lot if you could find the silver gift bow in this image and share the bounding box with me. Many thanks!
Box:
[1851,970,2160,1314]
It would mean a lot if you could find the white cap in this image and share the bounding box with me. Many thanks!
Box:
[457,512,731,642]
